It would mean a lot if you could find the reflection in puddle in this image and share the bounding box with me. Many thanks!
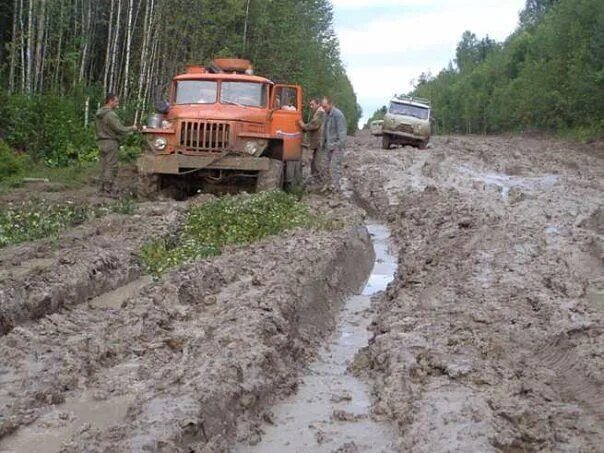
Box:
[233,222,398,453]
[458,165,559,200]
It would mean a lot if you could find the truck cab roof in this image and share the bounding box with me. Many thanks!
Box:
[390,95,431,110]
[173,73,274,85]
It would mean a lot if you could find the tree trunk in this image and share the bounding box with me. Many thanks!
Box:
[109,0,122,93]
[9,0,19,93]
[79,0,92,83]
[26,0,34,94]
[103,0,115,92]
[34,0,46,92]
[19,0,26,92]
[122,0,134,98]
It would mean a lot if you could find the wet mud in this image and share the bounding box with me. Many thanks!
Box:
[0,198,374,452]
[343,132,604,452]
[1,132,602,452]
[233,223,398,452]
[0,202,186,335]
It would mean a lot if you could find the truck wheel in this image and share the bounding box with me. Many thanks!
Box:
[382,134,391,150]
[256,159,284,192]
[137,173,161,199]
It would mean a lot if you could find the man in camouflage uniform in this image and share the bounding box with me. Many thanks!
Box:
[319,96,347,191]
[298,98,325,179]
[95,93,137,197]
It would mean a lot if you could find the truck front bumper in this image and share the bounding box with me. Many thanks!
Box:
[137,153,270,175]
[384,131,426,142]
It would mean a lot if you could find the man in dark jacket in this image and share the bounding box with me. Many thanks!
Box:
[298,98,325,178]
[95,93,137,196]
[319,97,347,191]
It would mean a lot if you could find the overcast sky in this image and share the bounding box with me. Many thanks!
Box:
[332,0,526,124]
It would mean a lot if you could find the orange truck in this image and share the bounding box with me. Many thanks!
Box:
[138,59,304,195]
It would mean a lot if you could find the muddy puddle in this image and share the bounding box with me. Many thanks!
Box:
[89,275,153,309]
[457,165,559,200]
[233,223,398,453]
[0,394,132,453]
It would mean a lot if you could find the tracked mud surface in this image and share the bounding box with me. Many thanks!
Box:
[1,133,602,453]
[234,223,398,452]
[0,197,374,452]
[0,202,185,335]
[343,133,604,452]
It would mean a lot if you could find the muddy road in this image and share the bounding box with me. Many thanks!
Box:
[344,133,604,452]
[0,132,602,452]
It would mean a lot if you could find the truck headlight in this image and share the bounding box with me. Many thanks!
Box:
[153,137,168,151]
[244,140,267,156]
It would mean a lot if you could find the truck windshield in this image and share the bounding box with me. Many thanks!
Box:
[221,82,268,108]
[389,102,430,120]
[175,81,218,104]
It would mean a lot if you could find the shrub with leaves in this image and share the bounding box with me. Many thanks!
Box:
[0,140,26,182]
[0,92,98,167]
[141,191,321,275]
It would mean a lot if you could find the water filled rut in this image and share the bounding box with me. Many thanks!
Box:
[233,223,398,452]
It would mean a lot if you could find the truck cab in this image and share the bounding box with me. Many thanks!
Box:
[381,96,431,150]
[138,59,303,194]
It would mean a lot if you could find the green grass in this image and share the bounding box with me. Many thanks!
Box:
[0,198,137,248]
[140,190,325,275]
[0,161,99,194]
[557,123,604,144]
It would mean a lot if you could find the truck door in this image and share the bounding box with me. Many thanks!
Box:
[270,85,303,160]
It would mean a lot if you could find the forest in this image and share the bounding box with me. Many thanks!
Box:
[367,0,603,139]
[0,0,360,171]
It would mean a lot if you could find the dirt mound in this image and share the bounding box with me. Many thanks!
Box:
[344,132,604,452]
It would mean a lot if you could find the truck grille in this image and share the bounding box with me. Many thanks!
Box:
[396,123,414,134]
[179,121,230,152]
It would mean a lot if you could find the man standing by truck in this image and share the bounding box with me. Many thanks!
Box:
[320,96,347,191]
[298,98,324,179]
[95,93,137,197]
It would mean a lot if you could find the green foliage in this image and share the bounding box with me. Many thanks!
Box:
[412,0,604,138]
[0,198,137,248]
[0,140,26,181]
[141,191,322,275]
[0,91,98,166]
[241,0,361,132]
[0,160,99,195]
[119,133,145,163]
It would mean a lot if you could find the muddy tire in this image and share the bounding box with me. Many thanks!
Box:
[382,134,392,150]
[137,173,161,199]
[256,159,284,192]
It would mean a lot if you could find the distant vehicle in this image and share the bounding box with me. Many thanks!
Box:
[370,120,383,136]
[138,58,303,196]
[381,95,431,150]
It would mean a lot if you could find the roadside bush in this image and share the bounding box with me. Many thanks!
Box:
[141,191,322,275]
[0,91,98,167]
[119,133,145,163]
[0,140,26,181]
